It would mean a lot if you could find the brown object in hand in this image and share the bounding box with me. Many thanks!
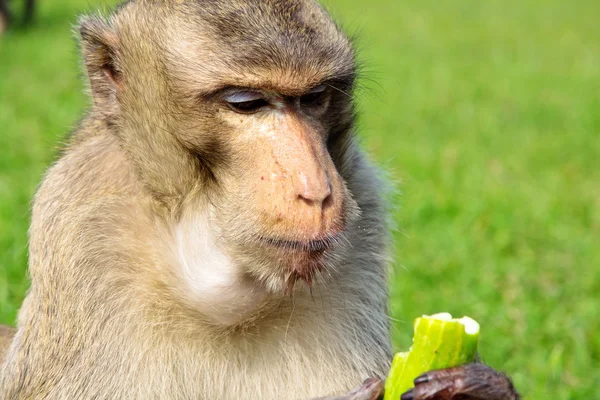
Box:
[401,364,520,400]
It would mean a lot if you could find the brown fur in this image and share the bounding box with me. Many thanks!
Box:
[0,1,391,398]
[0,326,15,365]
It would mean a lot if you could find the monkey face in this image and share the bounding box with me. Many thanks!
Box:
[151,2,360,293]
[166,68,360,294]
[80,0,361,295]
[207,86,360,293]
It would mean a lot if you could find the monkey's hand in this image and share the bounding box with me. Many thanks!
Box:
[400,363,520,400]
[313,378,384,400]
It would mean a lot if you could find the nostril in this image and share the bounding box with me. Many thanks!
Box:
[296,173,331,205]
[322,191,333,210]
[297,193,315,207]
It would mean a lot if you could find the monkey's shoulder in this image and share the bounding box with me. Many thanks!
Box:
[0,325,16,366]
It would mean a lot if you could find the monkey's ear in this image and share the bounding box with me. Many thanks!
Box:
[78,16,123,109]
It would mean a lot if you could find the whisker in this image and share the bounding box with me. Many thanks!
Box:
[326,82,352,99]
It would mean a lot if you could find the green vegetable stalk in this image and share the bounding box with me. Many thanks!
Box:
[384,313,480,400]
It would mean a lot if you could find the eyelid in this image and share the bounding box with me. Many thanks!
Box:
[224,91,264,103]
[308,84,327,94]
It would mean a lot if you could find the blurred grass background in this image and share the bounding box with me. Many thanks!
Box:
[0,0,598,398]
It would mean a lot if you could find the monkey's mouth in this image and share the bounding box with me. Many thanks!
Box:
[255,234,341,294]
[257,233,339,253]
[244,231,345,295]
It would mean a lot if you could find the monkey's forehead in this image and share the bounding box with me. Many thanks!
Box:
[117,0,355,94]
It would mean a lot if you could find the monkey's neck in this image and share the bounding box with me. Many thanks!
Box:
[172,210,270,326]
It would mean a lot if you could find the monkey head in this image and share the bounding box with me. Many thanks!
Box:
[79,0,363,319]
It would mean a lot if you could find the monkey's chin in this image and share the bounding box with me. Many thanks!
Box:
[252,239,334,295]
[283,250,329,295]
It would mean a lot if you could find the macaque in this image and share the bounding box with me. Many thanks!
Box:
[0,1,519,399]
[0,0,10,31]
[0,0,35,31]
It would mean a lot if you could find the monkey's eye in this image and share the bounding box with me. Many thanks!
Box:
[300,84,329,108]
[224,92,269,114]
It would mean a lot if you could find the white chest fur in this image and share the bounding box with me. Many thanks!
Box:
[173,211,267,326]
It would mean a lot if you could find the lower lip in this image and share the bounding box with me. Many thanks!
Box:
[258,235,338,252]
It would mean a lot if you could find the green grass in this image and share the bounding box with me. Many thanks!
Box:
[1,1,598,398]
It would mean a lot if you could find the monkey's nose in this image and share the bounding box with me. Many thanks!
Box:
[296,171,332,207]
